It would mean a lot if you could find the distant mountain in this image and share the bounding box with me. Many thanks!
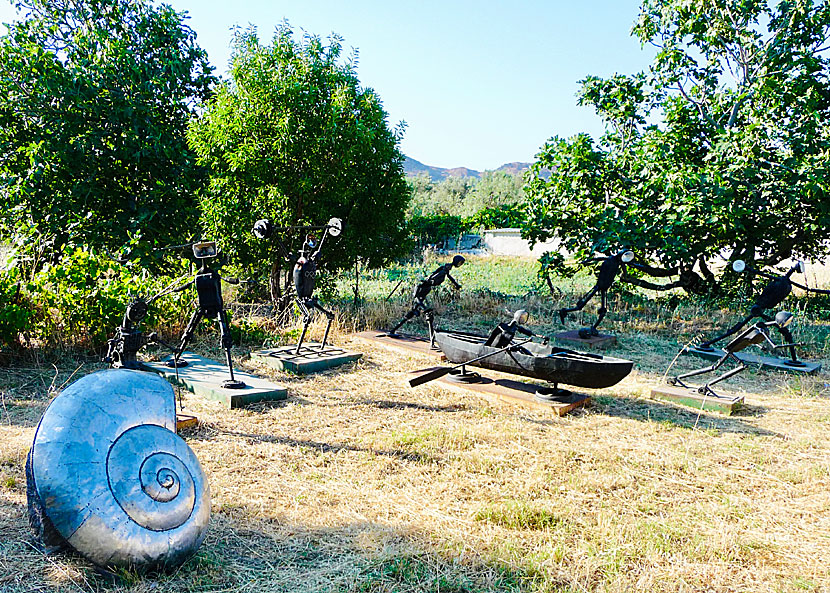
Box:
[403,156,534,180]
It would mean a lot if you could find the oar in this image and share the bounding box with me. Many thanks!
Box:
[409,337,533,388]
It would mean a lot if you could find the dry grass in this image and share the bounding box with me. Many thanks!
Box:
[2,267,830,592]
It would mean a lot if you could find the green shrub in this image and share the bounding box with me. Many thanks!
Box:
[0,267,33,348]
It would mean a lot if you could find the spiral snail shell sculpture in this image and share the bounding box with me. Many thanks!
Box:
[26,369,210,570]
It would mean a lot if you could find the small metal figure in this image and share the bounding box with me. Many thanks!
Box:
[166,241,246,389]
[252,217,343,354]
[388,255,465,347]
[558,250,635,338]
[484,309,549,349]
[697,259,829,366]
[103,298,153,370]
[672,311,796,397]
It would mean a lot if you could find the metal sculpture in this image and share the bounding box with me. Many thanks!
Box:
[696,259,829,367]
[672,311,796,397]
[410,310,633,400]
[166,241,246,388]
[26,369,210,570]
[252,217,343,354]
[388,255,465,347]
[558,250,635,338]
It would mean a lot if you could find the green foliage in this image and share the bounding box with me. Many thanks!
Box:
[0,0,215,270]
[0,267,32,348]
[523,0,830,292]
[9,249,190,351]
[466,203,526,231]
[408,214,467,247]
[407,171,525,219]
[190,23,410,300]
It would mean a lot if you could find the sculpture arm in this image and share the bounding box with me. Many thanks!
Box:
[790,280,830,295]
[446,271,461,289]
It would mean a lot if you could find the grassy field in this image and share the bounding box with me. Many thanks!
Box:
[1,255,830,592]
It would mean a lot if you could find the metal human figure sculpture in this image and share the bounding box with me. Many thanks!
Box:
[166,241,246,389]
[672,311,796,397]
[103,298,153,370]
[697,259,828,366]
[388,255,465,347]
[252,217,343,354]
[558,250,635,338]
[484,309,549,349]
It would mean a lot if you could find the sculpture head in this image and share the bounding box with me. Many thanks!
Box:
[618,250,634,263]
[775,310,794,327]
[732,259,747,273]
[512,309,529,325]
[252,219,273,240]
[452,255,465,268]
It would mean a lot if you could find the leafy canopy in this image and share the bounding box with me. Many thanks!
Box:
[523,0,830,291]
[190,23,410,300]
[0,0,214,270]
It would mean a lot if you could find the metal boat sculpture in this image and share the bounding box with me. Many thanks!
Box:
[434,330,633,389]
[26,369,210,570]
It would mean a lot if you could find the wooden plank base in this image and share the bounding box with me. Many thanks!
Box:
[142,352,288,409]
[410,367,589,416]
[176,414,198,431]
[554,330,617,349]
[651,385,743,414]
[251,342,362,374]
[683,345,821,374]
[350,331,446,359]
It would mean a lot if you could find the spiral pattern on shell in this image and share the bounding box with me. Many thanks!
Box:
[27,369,210,570]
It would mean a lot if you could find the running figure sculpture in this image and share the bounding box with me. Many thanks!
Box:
[389,255,465,347]
[558,250,635,338]
[697,259,828,366]
[673,311,796,397]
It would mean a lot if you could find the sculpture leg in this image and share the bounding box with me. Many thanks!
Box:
[775,324,801,363]
[217,310,245,388]
[700,314,756,348]
[700,360,748,396]
[671,350,731,388]
[167,309,203,368]
[559,286,598,324]
[588,290,609,336]
[389,302,421,335]
[425,309,437,349]
[310,299,335,351]
[295,298,313,355]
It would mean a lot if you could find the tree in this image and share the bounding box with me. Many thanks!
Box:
[523,0,830,294]
[189,23,410,306]
[0,0,215,270]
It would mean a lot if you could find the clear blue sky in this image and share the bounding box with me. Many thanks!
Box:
[0,0,653,171]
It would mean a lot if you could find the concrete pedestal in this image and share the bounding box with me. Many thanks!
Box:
[142,352,288,409]
[251,342,362,374]
[651,384,743,414]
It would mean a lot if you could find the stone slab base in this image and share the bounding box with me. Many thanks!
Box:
[683,345,821,374]
[651,385,743,414]
[350,331,446,359]
[251,342,362,374]
[142,352,288,409]
[410,367,589,416]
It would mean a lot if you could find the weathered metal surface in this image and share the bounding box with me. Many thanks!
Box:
[27,369,210,570]
[434,331,633,389]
